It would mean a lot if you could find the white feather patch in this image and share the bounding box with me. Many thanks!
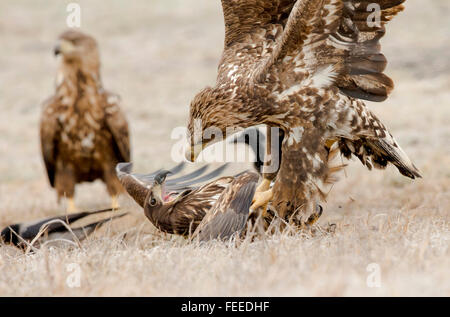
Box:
[287,126,304,146]
[311,65,337,89]
[276,84,303,101]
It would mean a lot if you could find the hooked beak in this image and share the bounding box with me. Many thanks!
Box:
[151,171,172,203]
[53,44,61,56]
[154,170,172,185]
[53,39,75,57]
[184,142,209,162]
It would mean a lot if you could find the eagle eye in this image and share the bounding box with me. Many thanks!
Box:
[149,197,157,206]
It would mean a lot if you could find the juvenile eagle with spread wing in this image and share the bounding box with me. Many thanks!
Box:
[40,30,130,212]
[117,163,258,240]
[185,0,420,225]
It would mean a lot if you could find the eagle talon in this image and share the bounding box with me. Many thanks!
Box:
[250,189,273,214]
[250,178,273,216]
[255,178,271,193]
[304,204,324,227]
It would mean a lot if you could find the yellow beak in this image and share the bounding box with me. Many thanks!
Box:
[54,39,76,56]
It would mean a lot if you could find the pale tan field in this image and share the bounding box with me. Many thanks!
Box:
[0,0,449,296]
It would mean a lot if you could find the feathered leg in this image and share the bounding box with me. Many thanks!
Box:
[67,198,77,213]
[103,166,123,210]
[253,129,342,226]
[55,163,77,212]
[270,127,332,223]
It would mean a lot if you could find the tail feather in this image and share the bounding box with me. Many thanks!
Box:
[370,139,421,179]
[336,97,421,180]
[338,136,421,179]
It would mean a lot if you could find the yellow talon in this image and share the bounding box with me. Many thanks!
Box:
[251,178,273,216]
[251,189,273,211]
[255,178,271,193]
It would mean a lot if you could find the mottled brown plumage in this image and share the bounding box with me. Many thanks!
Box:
[40,30,130,211]
[193,172,259,241]
[143,174,234,237]
[186,0,420,225]
[117,164,258,240]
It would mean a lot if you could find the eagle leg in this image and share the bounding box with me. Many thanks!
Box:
[67,198,77,213]
[111,195,120,210]
[255,177,271,193]
[250,178,273,215]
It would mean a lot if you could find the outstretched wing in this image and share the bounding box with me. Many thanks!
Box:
[104,92,131,163]
[116,163,230,208]
[66,212,128,242]
[253,0,406,102]
[18,208,116,240]
[167,164,230,191]
[217,0,296,84]
[118,163,229,191]
[193,172,259,242]
[39,96,61,187]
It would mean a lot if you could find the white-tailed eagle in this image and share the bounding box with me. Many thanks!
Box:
[40,30,130,212]
[185,0,420,226]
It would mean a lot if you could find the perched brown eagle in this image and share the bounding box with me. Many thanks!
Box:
[185,0,421,225]
[117,163,258,241]
[40,30,130,212]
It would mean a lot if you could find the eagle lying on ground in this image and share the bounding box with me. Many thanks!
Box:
[185,0,421,226]
[40,30,130,212]
[117,163,258,241]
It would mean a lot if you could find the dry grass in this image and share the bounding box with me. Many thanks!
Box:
[0,0,449,296]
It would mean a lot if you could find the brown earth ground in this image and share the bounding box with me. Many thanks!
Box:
[0,0,448,296]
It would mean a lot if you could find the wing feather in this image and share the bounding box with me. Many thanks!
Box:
[104,92,131,163]
[193,172,259,242]
[19,208,115,239]
[218,0,296,84]
[252,0,406,102]
[222,0,406,102]
[39,96,61,187]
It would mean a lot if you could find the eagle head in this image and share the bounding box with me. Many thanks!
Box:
[185,86,250,162]
[54,29,100,72]
[145,170,172,210]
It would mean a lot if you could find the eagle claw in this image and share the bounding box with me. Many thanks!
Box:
[304,204,323,226]
[250,189,273,214]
